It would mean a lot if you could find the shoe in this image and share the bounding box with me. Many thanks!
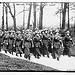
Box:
[12,52,13,55]
[37,56,40,59]
[57,58,59,61]
[9,52,11,54]
[47,55,49,58]
[68,55,71,57]
[43,55,45,57]
[5,51,7,53]
[28,55,31,60]
[20,54,22,57]
[16,54,18,56]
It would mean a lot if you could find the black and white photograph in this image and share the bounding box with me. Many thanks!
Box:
[0,0,75,72]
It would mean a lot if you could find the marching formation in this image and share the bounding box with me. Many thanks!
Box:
[0,25,73,61]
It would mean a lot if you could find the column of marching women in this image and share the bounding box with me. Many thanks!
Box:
[0,27,73,61]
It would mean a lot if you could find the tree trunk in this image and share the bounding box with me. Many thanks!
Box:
[5,5,8,31]
[60,9,61,29]
[13,3,16,31]
[74,21,75,34]
[2,2,4,31]
[68,3,70,29]
[39,3,43,30]
[27,3,32,29]
[62,3,67,29]
[33,3,36,31]
[5,3,16,31]
[60,3,63,29]
[23,4,25,30]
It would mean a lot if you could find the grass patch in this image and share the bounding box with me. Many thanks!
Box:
[0,53,58,71]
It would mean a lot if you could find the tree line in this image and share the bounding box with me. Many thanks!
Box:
[1,2,75,32]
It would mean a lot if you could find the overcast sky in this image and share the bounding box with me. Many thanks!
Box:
[0,2,75,29]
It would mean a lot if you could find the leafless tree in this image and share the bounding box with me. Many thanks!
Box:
[39,3,44,30]
[23,4,25,30]
[5,3,16,31]
[27,3,32,29]
[33,2,36,30]
[68,3,70,29]
[5,4,8,31]
[39,3,47,30]
[13,3,16,31]
[2,2,4,31]
[62,3,67,29]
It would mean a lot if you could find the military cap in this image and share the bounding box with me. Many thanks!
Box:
[22,30,25,33]
[44,28,48,31]
[10,30,15,33]
[55,29,59,33]
[34,27,39,31]
[16,31,21,34]
[5,31,8,34]
[26,29,30,32]
[66,31,70,34]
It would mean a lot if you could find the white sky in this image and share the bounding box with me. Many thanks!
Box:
[0,2,75,29]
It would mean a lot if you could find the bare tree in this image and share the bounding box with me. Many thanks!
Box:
[60,3,63,29]
[2,2,4,31]
[62,3,67,29]
[23,4,25,30]
[5,3,16,31]
[68,3,70,29]
[33,2,36,30]
[74,21,75,34]
[39,3,44,30]
[27,3,32,29]
[13,3,16,31]
[5,4,8,31]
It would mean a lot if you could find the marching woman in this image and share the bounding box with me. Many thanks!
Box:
[63,31,73,57]
[2,31,9,53]
[52,30,64,61]
[15,31,23,57]
[33,31,41,59]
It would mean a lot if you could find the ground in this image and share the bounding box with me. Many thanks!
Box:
[0,53,58,71]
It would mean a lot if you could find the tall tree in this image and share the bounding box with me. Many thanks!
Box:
[5,5,8,31]
[60,3,63,29]
[27,3,32,29]
[39,3,43,30]
[62,3,67,29]
[33,2,36,30]
[74,21,75,34]
[23,3,25,30]
[2,2,4,31]
[5,3,16,31]
[13,3,16,31]
[67,3,70,29]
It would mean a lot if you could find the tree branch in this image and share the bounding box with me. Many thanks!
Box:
[5,3,14,18]
[42,3,46,8]
[16,8,29,16]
